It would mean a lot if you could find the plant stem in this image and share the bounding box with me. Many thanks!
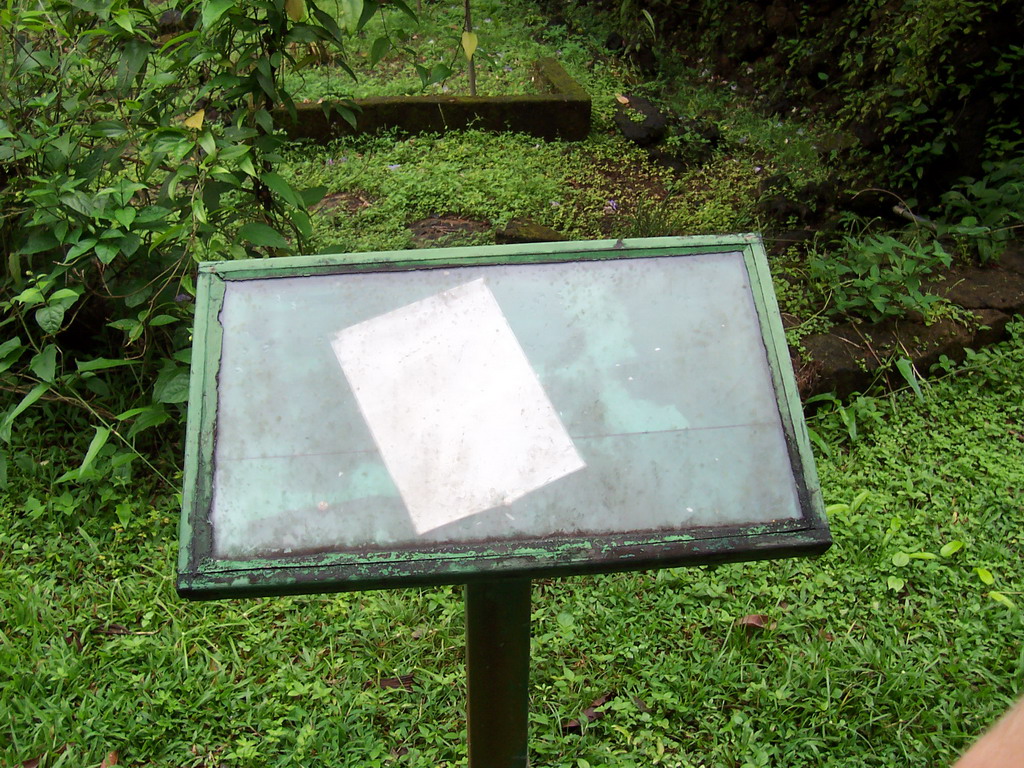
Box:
[464,0,476,96]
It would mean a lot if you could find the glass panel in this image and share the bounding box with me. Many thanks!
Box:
[210,252,801,558]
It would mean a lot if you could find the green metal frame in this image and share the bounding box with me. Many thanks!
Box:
[177,235,830,599]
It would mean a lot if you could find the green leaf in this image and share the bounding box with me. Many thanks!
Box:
[108,317,142,334]
[1,383,50,442]
[35,305,65,335]
[330,102,359,129]
[76,358,138,373]
[0,338,22,359]
[887,575,905,592]
[126,405,170,437]
[91,120,128,138]
[0,338,24,374]
[976,567,995,585]
[65,237,99,261]
[290,209,313,240]
[78,426,111,477]
[370,35,390,65]
[987,591,1015,608]
[461,31,478,61]
[300,185,328,207]
[95,241,120,264]
[849,490,870,513]
[907,551,937,560]
[387,0,417,21]
[429,63,452,84]
[48,288,80,309]
[895,357,924,402]
[238,222,290,249]
[113,207,137,229]
[285,0,306,21]
[30,345,58,382]
[261,172,305,209]
[891,552,910,567]
[238,153,257,177]
[198,130,217,158]
[148,314,179,327]
[14,287,45,306]
[339,0,364,32]
[806,426,830,457]
[202,0,235,28]
[939,540,965,557]
[153,368,190,404]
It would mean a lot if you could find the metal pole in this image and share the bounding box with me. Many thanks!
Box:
[465,579,532,768]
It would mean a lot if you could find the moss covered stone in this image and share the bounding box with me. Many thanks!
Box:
[277,58,590,142]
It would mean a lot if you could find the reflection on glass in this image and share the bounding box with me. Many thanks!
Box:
[210,252,801,558]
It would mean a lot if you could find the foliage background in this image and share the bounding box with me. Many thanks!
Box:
[568,0,1024,198]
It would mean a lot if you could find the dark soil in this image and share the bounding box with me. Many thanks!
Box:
[408,216,491,247]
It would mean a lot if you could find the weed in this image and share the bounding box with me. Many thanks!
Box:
[937,158,1024,263]
[808,224,952,323]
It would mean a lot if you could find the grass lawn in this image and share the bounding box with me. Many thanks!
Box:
[2,317,1022,766]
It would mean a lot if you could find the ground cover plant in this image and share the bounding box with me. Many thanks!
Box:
[282,0,574,99]
[2,321,1023,766]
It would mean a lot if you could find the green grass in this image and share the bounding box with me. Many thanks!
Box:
[283,0,593,100]
[279,129,768,254]
[3,320,1023,767]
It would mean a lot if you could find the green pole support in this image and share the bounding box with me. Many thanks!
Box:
[465,579,532,768]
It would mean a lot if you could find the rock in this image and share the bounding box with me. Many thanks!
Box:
[408,216,489,247]
[842,188,903,222]
[999,244,1024,276]
[798,309,1014,401]
[755,193,813,224]
[628,45,658,77]
[933,266,1024,312]
[645,149,686,173]
[797,179,838,212]
[613,95,667,147]
[605,31,626,52]
[158,8,197,34]
[850,122,883,151]
[765,2,798,35]
[495,219,568,244]
[757,173,792,196]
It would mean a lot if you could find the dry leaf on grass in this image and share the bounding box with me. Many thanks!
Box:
[365,674,415,691]
[736,614,777,631]
[562,692,614,734]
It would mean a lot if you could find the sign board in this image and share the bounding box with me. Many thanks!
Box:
[177,235,829,599]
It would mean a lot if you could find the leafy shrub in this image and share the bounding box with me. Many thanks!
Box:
[937,159,1024,263]
[809,228,952,323]
[595,0,1024,196]
[0,0,405,477]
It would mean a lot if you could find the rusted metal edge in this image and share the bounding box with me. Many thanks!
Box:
[177,527,831,599]
[178,235,831,601]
